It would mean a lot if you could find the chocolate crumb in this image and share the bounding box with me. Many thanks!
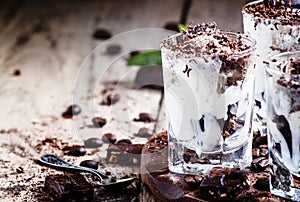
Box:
[93,28,112,40]
[12,69,21,76]
[133,113,156,123]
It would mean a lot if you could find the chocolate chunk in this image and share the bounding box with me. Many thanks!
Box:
[44,174,93,202]
[135,127,152,138]
[62,105,81,118]
[102,133,117,144]
[65,145,86,156]
[133,113,156,123]
[84,138,103,148]
[251,157,269,172]
[253,178,270,191]
[106,143,143,165]
[92,117,107,128]
[79,160,98,170]
[93,28,112,40]
[199,168,249,200]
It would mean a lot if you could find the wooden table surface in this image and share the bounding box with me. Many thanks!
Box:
[0,0,250,201]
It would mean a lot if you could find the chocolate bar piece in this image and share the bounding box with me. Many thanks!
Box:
[44,174,94,202]
[199,167,249,201]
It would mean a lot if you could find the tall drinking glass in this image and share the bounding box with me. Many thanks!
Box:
[265,51,300,201]
[161,25,256,174]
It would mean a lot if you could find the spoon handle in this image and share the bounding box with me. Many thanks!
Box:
[39,154,109,182]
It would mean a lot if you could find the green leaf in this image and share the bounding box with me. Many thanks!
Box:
[127,50,162,66]
[178,24,188,33]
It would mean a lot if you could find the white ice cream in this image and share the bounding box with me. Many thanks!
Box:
[161,31,255,154]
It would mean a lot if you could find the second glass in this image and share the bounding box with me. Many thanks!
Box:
[161,25,256,174]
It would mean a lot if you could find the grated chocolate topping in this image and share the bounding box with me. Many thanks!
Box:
[244,1,300,25]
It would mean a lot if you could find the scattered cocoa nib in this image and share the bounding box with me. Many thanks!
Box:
[92,117,107,128]
[64,145,86,156]
[244,1,300,25]
[135,127,153,138]
[12,69,21,76]
[93,28,112,40]
[44,173,94,202]
[133,113,156,123]
[102,133,117,144]
[62,105,81,118]
[84,138,103,148]
[79,160,98,170]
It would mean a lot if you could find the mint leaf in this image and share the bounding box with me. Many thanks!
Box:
[127,50,162,66]
[178,24,188,33]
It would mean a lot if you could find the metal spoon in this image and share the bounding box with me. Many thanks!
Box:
[38,154,134,189]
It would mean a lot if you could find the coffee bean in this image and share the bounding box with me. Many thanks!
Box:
[253,178,270,191]
[106,44,122,55]
[116,139,132,145]
[92,117,107,128]
[93,28,112,40]
[135,127,152,138]
[62,105,81,118]
[84,138,103,148]
[102,133,117,144]
[79,160,98,170]
[66,145,86,156]
[12,69,21,76]
[133,113,155,123]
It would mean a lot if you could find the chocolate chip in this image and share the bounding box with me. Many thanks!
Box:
[62,105,81,118]
[253,178,270,191]
[79,160,98,170]
[106,44,122,55]
[66,145,86,156]
[116,139,132,145]
[92,117,107,128]
[12,69,21,76]
[133,113,155,123]
[84,138,103,148]
[93,28,112,40]
[102,133,117,144]
[135,127,152,138]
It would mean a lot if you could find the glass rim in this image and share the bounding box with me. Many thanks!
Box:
[266,51,300,77]
[160,31,256,57]
[242,0,300,26]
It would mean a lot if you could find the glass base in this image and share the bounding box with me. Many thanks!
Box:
[168,135,252,175]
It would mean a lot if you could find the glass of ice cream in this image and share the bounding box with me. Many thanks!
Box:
[242,0,300,135]
[160,22,257,174]
[265,51,300,201]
